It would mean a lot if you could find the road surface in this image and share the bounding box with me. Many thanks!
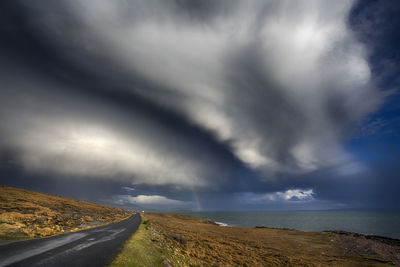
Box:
[0,213,141,267]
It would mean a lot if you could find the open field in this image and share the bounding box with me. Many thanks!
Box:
[0,185,133,239]
[125,213,400,267]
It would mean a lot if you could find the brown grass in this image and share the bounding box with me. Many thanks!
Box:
[144,213,399,266]
[0,185,133,239]
[109,214,190,267]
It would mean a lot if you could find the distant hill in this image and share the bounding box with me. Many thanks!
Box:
[0,185,133,239]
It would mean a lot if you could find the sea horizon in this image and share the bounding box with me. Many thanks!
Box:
[175,210,400,239]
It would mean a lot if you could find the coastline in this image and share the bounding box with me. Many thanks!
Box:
[177,210,400,239]
[216,223,400,246]
[135,213,400,266]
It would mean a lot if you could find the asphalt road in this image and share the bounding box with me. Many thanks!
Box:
[0,213,141,267]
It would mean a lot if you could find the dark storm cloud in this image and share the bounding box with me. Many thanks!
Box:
[0,0,247,189]
[0,0,396,209]
[60,0,380,176]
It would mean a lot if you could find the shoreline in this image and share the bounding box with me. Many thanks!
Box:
[212,218,400,245]
[177,210,400,240]
[139,213,400,266]
[211,218,400,246]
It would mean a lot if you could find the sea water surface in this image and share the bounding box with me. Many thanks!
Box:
[178,211,400,239]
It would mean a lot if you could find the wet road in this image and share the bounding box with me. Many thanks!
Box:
[0,213,141,267]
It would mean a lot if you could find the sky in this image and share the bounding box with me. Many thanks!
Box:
[0,0,399,211]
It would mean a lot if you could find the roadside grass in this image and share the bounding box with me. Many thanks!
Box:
[109,215,190,267]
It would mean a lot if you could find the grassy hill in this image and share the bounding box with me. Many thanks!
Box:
[0,185,133,239]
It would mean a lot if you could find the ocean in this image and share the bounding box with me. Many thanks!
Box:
[178,211,400,239]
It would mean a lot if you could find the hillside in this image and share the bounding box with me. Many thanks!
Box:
[0,185,133,239]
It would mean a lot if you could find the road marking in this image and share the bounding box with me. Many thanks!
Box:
[32,228,127,266]
[72,229,126,251]
[0,233,87,267]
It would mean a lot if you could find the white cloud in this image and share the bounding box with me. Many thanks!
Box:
[0,80,218,188]
[114,194,187,207]
[247,189,315,203]
[121,186,135,192]
[7,117,204,186]
[276,189,314,201]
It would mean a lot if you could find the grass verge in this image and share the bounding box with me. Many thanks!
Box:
[109,214,189,267]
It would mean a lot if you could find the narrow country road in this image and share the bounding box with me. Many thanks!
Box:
[0,213,141,267]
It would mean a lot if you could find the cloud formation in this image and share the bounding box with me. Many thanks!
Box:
[246,189,314,203]
[52,0,382,175]
[0,61,239,188]
[0,0,394,210]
